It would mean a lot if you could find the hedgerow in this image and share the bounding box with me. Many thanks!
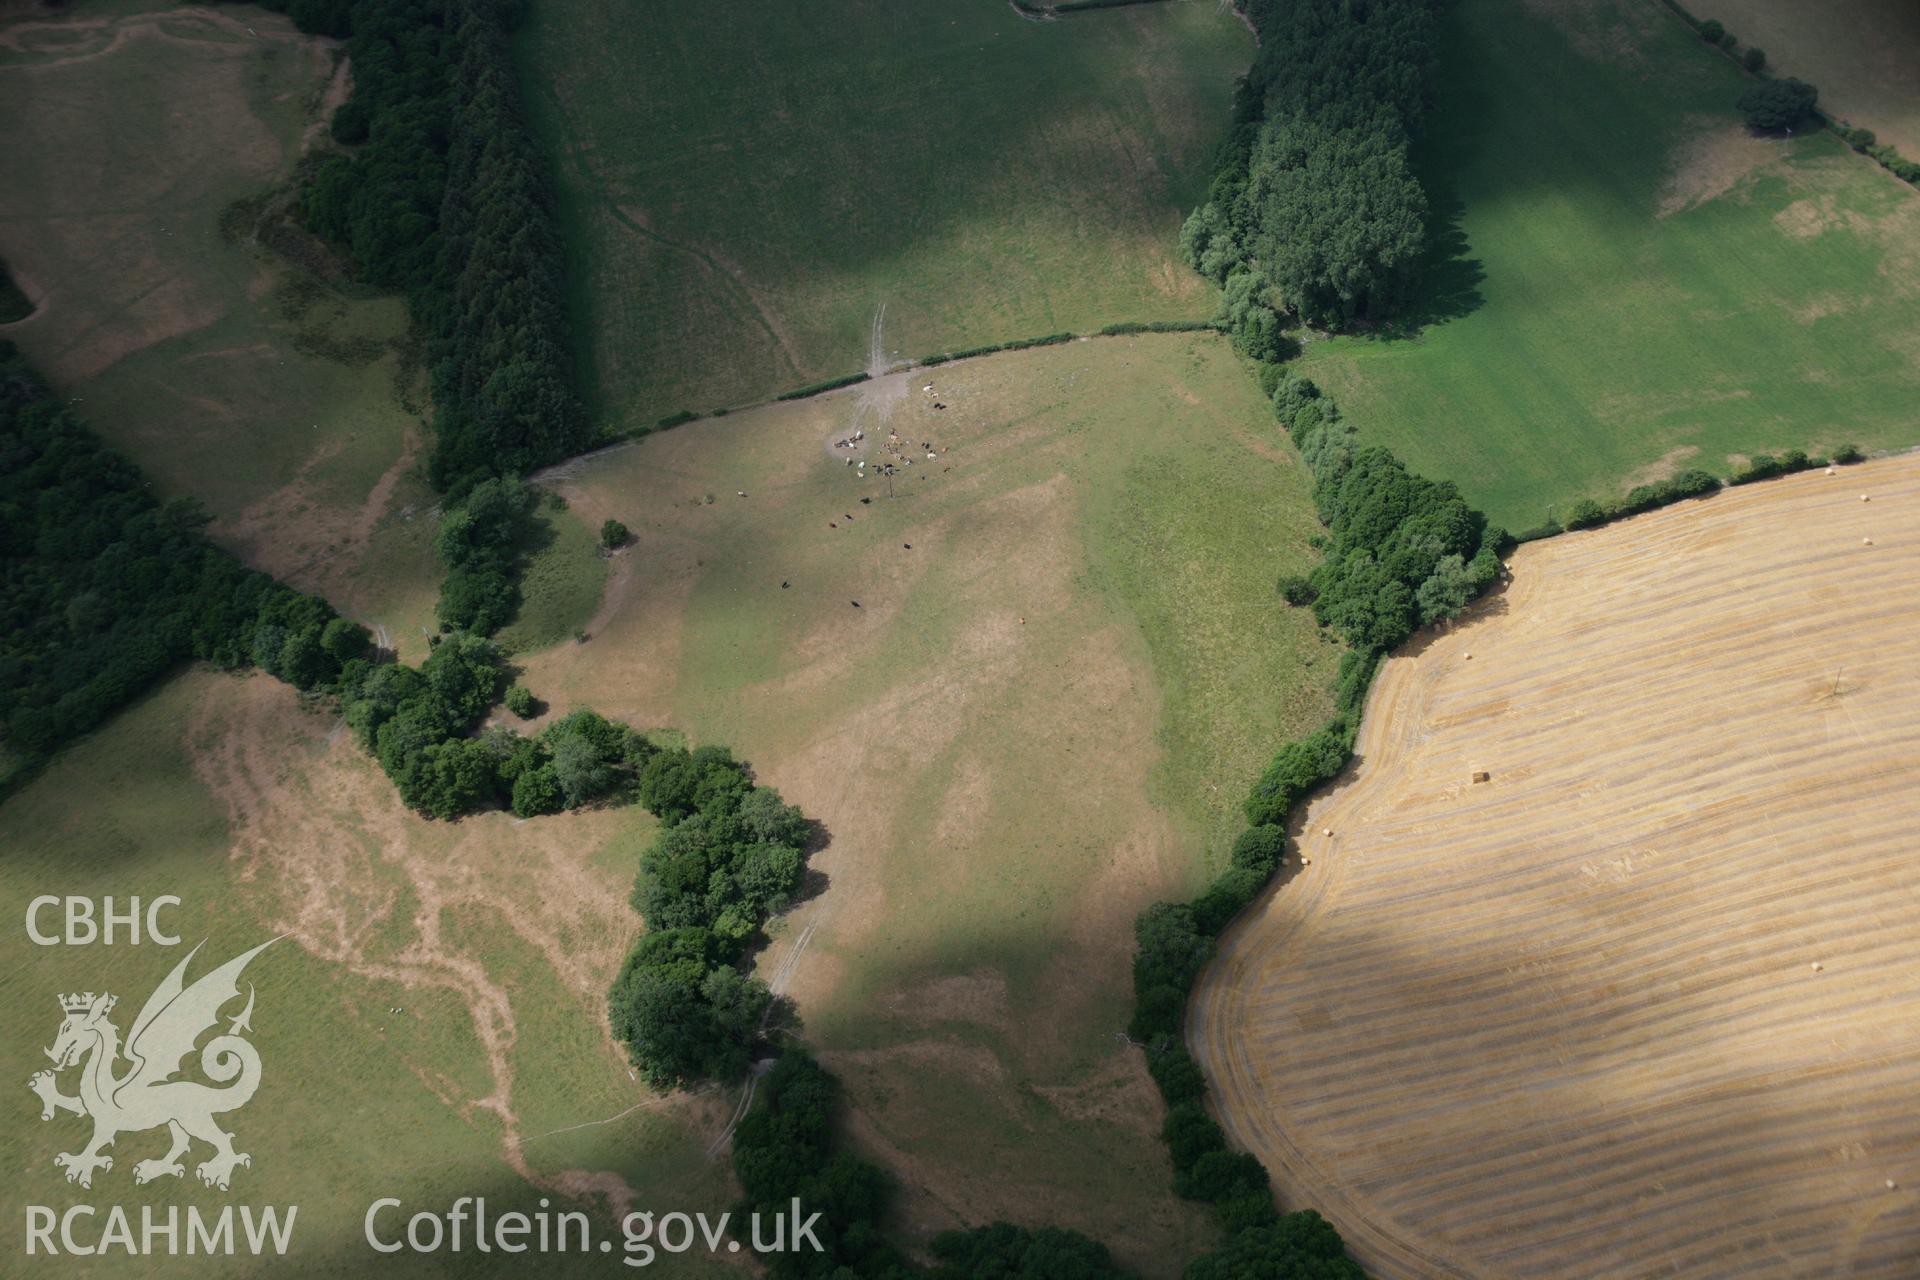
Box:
[1127,363,1504,1275]
[1729,448,1818,486]
[775,372,871,401]
[1052,0,1169,11]
[1542,446,1838,539]
[1654,4,1919,187]
[1097,320,1222,336]
[919,332,1077,366]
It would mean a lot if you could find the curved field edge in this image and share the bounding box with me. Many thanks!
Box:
[1191,453,1920,1279]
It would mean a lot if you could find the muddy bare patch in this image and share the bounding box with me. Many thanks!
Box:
[1620,445,1700,491]
[1658,118,1779,217]
[1522,0,1662,69]
[187,674,679,1220]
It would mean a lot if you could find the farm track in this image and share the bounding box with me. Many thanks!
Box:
[532,77,806,381]
[1193,453,1920,1279]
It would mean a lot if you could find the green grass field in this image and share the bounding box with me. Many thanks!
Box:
[0,671,734,1277]
[493,495,610,654]
[521,333,1340,1269]
[1295,0,1920,532]
[0,5,443,658]
[518,0,1249,427]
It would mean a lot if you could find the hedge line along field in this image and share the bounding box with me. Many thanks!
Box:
[0,670,737,1279]
[0,3,442,658]
[1701,0,1920,159]
[517,0,1248,428]
[1193,453,1920,1280]
[1295,0,1920,533]
[520,334,1340,1269]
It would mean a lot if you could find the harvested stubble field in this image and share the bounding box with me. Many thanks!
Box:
[1193,452,1920,1278]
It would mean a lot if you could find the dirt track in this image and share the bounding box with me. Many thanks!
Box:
[1192,453,1920,1279]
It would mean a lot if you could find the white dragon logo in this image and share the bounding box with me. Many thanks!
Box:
[27,939,276,1191]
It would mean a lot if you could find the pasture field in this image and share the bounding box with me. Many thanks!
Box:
[521,333,1340,1268]
[1193,453,1920,1279]
[517,0,1248,427]
[0,670,735,1277]
[0,3,442,658]
[1296,0,1920,532]
[492,496,610,656]
[1699,0,1920,159]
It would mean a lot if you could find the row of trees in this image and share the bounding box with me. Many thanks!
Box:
[608,744,812,1088]
[1,342,596,826]
[601,744,1135,1277]
[1125,356,1510,1278]
[1276,374,1505,655]
[434,475,536,634]
[0,257,30,323]
[727,1052,911,1277]
[251,0,588,637]
[282,0,587,497]
[338,633,646,821]
[0,346,370,780]
[1180,0,1436,344]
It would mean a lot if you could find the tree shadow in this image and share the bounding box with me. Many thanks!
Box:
[490,496,565,636]
[1392,577,1514,662]
[789,867,832,911]
[1365,177,1486,340]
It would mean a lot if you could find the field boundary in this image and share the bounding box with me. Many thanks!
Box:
[1189,452,1920,1277]
[624,320,1225,441]
[1643,0,1920,190]
[1011,0,1179,19]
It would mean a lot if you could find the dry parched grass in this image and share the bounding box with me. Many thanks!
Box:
[1194,453,1920,1279]
[524,335,1336,1272]
[0,2,443,653]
